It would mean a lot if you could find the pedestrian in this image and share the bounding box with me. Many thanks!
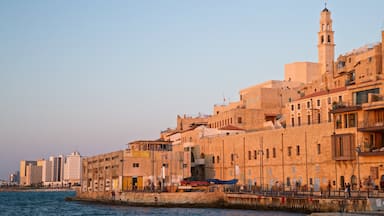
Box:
[327,180,331,197]
[347,183,351,198]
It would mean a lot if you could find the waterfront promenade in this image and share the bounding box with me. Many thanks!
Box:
[71,186,384,214]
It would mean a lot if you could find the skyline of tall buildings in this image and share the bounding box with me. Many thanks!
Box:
[18,152,81,187]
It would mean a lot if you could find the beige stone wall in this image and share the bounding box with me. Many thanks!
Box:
[195,123,335,190]
[284,62,321,84]
[82,150,123,192]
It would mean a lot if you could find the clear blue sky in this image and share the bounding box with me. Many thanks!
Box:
[0,0,383,180]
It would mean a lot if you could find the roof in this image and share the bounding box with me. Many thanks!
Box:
[218,125,244,131]
[300,87,347,100]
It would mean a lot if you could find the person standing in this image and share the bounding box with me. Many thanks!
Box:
[347,183,351,198]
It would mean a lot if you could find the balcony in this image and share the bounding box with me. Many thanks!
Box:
[362,96,384,111]
[330,101,362,114]
[358,121,384,132]
[358,150,384,157]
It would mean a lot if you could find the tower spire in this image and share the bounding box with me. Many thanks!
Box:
[324,0,327,9]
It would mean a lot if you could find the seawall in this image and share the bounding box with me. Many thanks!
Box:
[72,190,381,213]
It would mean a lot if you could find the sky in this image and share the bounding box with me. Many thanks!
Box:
[0,0,383,180]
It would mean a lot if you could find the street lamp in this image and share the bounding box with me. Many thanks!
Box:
[355,145,361,196]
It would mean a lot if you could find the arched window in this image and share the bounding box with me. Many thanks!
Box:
[328,35,331,43]
[321,35,324,43]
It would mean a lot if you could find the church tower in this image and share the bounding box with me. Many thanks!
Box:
[318,5,335,75]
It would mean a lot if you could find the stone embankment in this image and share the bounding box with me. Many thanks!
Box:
[70,190,384,214]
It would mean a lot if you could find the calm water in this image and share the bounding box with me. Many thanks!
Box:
[0,191,305,216]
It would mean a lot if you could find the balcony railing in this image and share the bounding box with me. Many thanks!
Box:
[358,121,384,132]
[330,101,362,114]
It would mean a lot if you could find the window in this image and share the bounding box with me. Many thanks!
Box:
[318,113,321,124]
[291,118,295,127]
[162,163,168,168]
[321,35,324,43]
[354,88,380,105]
[266,149,269,159]
[327,35,331,43]
[286,177,291,186]
[339,96,342,102]
[217,156,220,163]
[332,134,355,160]
[272,148,276,158]
[254,150,257,159]
[298,116,301,126]
[296,145,300,156]
[237,117,242,124]
[231,154,234,161]
[212,156,215,164]
[307,115,311,125]
[317,99,320,106]
[288,147,292,156]
[291,105,294,111]
[307,101,311,108]
[317,144,321,155]
[328,97,331,104]
[133,163,139,168]
[297,104,301,110]
[248,151,252,160]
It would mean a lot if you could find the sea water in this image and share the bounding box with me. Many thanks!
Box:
[0,191,305,216]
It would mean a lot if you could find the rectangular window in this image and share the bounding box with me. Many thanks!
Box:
[133,163,140,168]
[212,156,215,164]
[317,144,321,155]
[307,101,311,108]
[291,118,295,127]
[331,134,355,160]
[266,149,269,159]
[288,147,292,156]
[237,117,242,124]
[297,104,301,110]
[248,151,252,160]
[254,150,257,160]
[318,113,321,124]
[298,116,301,126]
[291,105,294,111]
[307,115,311,125]
[317,99,320,106]
[348,113,356,127]
[272,148,276,158]
[296,145,300,156]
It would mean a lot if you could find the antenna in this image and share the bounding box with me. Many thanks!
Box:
[324,0,327,9]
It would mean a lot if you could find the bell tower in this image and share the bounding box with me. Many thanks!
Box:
[318,4,335,75]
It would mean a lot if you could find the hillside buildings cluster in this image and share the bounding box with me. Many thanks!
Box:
[19,152,82,187]
[48,6,384,193]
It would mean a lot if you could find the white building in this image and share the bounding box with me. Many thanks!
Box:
[64,151,82,186]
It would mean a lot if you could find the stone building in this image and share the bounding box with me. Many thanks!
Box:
[167,6,384,191]
[80,6,384,193]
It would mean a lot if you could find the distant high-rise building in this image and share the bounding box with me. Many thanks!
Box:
[49,155,64,183]
[9,171,19,184]
[64,151,82,185]
[19,160,37,185]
